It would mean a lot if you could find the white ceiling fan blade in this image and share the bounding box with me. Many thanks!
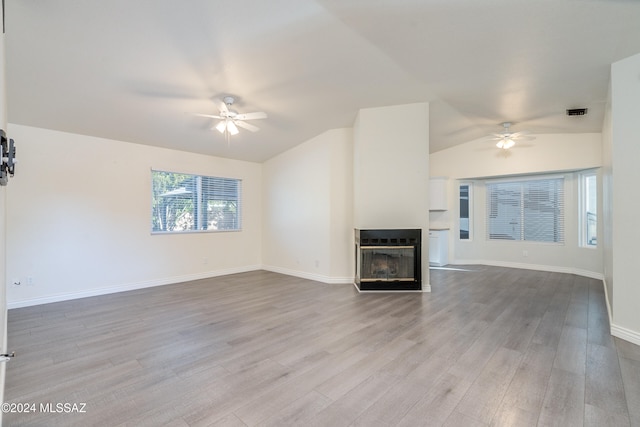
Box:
[235,112,267,121]
[195,113,223,119]
[235,120,260,132]
[509,130,531,138]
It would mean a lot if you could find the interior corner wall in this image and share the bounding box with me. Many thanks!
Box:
[610,52,640,344]
[353,103,430,287]
[5,125,262,308]
[329,129,355,278]
[261,128,353,283]
[430,133,603,277]
[602,86,614,316]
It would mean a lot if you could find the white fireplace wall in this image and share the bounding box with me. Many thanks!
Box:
[353,103,430,289]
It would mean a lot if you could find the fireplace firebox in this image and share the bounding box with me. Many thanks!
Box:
[355,229,421,291]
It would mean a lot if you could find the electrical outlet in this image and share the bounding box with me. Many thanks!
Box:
[26,276,34,286]
[523,250,528,257]
[202,257,208,265]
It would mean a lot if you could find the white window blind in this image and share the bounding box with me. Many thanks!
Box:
[486,177,564,243]
[151,170,241,233]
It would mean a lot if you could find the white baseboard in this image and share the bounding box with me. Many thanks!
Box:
[603,279,640,347]
[602,278,613,328]
[611,324,640,347]
[452,259,604,280]
[7,265,262,309]
[261,265,432,292]
[261,265,352,285]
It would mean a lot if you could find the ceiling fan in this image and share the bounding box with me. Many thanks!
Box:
[195,96,267,136]
[488,122,534,149]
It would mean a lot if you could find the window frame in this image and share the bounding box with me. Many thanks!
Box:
[459,182,472,241]
[151,169,242,234]
[579,170,597,248]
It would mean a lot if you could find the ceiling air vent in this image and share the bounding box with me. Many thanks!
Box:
[566,108,588,116]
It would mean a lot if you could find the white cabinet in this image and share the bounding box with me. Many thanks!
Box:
[429,229,449,266]
[429,177,448,211]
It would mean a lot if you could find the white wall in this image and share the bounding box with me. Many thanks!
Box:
[5,125,262,308]
[430,133,603,278]
[354,103,430,228]
[431,133,602,179]
[602,86,614,312]
[0,3,7,410]
[329,130,355,278]
[262,128,353,283]
[262,103,431,287]
[353,103,430,288]
[0,166,4,413]
[610,52,640,344]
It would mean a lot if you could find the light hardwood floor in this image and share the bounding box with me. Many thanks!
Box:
[4,266,640,426]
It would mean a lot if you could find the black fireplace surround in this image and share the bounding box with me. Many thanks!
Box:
[355,228,422,291]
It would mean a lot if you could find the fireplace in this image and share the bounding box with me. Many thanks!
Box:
[355,229,422,291]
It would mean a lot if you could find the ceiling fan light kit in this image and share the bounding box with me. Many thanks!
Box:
[496,138,515,149]
[226,120,239,135]
[195,96,267,140]
[215,121,227,133]
[489,122,534,150]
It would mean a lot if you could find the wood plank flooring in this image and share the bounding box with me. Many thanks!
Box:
[4,266,640,426]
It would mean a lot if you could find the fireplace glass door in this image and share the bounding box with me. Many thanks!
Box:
[360,246,416,282]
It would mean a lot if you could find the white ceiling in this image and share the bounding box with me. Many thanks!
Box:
[5,0,640,163]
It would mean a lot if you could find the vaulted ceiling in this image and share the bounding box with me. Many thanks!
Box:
[5,0,640,162]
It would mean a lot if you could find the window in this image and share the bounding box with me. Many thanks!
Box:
[459,183,471,240]
[580,172,597,247]
[486,177,564,243]
[151,170,241,233]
